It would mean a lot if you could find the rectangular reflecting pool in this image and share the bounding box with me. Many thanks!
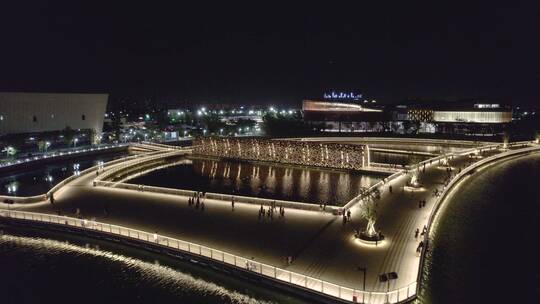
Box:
[127,157,385,206]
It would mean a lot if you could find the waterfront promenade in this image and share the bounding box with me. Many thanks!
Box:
[2,140,537,303]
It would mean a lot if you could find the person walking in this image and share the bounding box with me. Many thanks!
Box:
[415,228,419,239]
[231,196,235,211]
[347,209,351,220]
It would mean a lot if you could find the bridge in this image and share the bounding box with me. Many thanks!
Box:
[1,138,538,303]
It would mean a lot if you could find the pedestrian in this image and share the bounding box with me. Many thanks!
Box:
[231,196,235,211]
[50,193,54,204]
[418,201,422,208]
[415,228,419,239]
[347,209,351,220]
[422,200,426,207]
[389,185,392,193]
[342,213,347,225]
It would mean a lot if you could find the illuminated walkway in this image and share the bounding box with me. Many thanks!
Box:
[3,141,537,302]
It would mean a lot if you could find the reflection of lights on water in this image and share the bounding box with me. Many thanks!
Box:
[45,175,54,182]
[0,234,272,304]
[6,182,18,194]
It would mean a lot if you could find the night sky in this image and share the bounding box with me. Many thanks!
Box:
[0,2,538,106]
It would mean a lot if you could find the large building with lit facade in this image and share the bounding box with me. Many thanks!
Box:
[302,99,386,132]
[0,92,108,136]
[302,99,513,135]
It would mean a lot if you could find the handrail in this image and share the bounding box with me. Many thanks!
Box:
[0,209,416,303]
[341,141,511,211]
[0,143,129,169]
[0,150,151,204]
[415,144,540,297]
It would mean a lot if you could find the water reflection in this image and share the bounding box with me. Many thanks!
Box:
[0,152,130,196]
[128,158,382,205]
[0,233,277,304]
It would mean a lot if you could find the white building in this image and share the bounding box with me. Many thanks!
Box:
[0,92,108,136]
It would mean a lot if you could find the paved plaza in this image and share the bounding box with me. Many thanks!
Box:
[12,145,505,294]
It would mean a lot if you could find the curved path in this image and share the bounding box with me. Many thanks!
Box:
[1,140,538,303]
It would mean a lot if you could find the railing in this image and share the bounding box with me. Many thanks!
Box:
[294,136,495,147]
[0,209,417,304]
[94,180,338,214]
[342,142,511,212]
[94,150,189,182]
[0,150,157,204]
[0,143,130,169]
[416,144,540,297]
[140,141,186,150]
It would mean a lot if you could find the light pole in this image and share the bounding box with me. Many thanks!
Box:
[379,272,398,304]
[73,138,78,147]
[357,267,367,303]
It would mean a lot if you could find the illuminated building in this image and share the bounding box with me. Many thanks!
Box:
[0,92,108,136]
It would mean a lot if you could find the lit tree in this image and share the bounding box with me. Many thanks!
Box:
[358,188,380,237]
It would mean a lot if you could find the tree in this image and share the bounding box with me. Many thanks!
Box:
[262,112,311,137]
[61,126,76,146]
[359,191,378,237]
[202,114,226,134]
[37,140,47,152]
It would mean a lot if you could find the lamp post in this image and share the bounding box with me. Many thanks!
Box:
[357,267,367,303]
[379,272,398,304]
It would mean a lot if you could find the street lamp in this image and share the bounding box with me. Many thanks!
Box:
[357,267,367,304]
[73,138,78,147]
[379,272,398,304]
[45,141,51,152]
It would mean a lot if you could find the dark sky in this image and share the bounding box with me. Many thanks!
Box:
[0,2,538,106]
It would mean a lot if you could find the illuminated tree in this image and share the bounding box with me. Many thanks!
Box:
[358,188,379,237]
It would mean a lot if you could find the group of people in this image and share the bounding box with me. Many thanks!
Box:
[188,191,206,211]
[418,199,427,208]
[342,209,352,225]
[414,225,428,239]
[258,201,285,220]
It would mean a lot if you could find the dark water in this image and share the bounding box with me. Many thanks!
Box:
[0,228,305,304]
[0,151,130,196]
[417,152,540,304]
[128,157,382,205]
[370,151,429,166]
